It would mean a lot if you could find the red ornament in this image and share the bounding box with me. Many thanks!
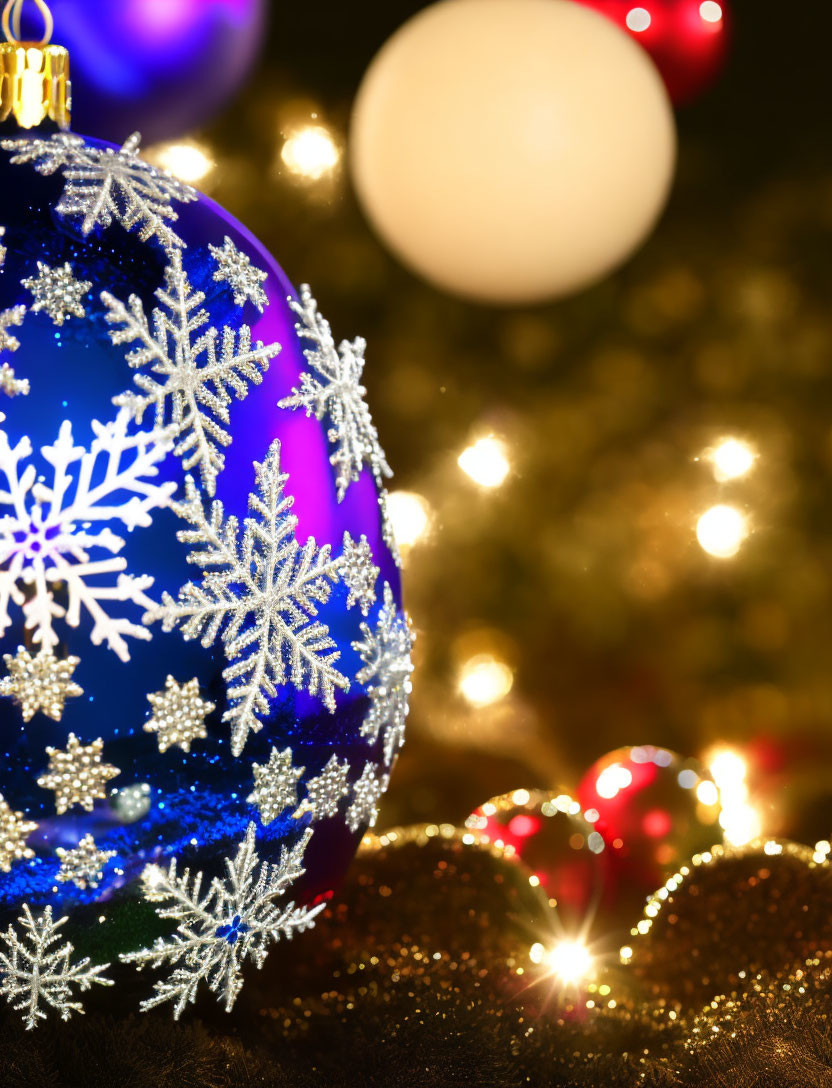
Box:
[577,0,729,104]
[576,746,722,921]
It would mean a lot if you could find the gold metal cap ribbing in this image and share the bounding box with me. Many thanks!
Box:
[0,1,69,131]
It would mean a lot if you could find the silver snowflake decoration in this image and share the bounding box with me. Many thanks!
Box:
[147,440,349,756]
[0,905,112,1029]
[22,261,91,326]
[340,532,378,615]
[56,834,116,890]
[345,761,389,833]
[278,287,397,561]
[0,793,36,872]
[210,235,268,312]
[0,303,24,355]
[296,754,350,821]
[144,675,214,754]
[0,645,83,722]
[103,251,280,496]
[0,361,28,398]
[0,225,6,266]
[37,733,120,814]
[121,823,323,1018]
[353,582,414,766]
[1,131,197,251]
[0,409,175,662]
[248,747,304,826]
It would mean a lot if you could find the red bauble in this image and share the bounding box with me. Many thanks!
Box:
[577,0,729,104]
[576,746,722,923]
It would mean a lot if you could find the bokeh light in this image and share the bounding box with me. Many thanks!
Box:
[710,437,755,482]
[457,435,510,488]
[705,746,763,846]
[699,1,723,23]
[281,123,340,181]
[145,140,215,183]
[458,653,514,707]
[625,7,651,32]
[386,490,432,552]
[696,504,747,558]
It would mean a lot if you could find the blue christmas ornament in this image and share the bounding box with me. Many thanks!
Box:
[0,19,410,1027]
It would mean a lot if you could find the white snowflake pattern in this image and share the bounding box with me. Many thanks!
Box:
[121,824,323,1018]
[0,904,112,1029]
[103,251,280,496]
[0,645,83,722]
[278,287,398,563]
[147,440,350,757]
[1,132,197,250]
[144,675,214,754]
[0,409,175,661]
[353,582,413,765]
[0,305,27,413]
[56,834,117,889]
[22,261,91,325]
[345,761,389,832]
[295,754,350,821]
[340,532,378,615]
[247,747,304,825]
[209,236,268,312]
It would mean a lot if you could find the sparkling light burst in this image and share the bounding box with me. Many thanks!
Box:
[531,938,594,985]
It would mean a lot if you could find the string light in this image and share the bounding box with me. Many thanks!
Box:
[386,490,432,552]
[146,141,215,184]
[457,435,510,488]
[281,123,340,181]
[458,653,513,707]
[696,504,747,558]
[710,438,755,482]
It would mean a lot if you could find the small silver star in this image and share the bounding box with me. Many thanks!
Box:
[37,734,120,814]
[345,762,389,832]
[340,532,379,615]
[0,646,83,722]
[56,834,116,889]
[22,261,91,326]
[296,754,350,821]
[144,675,214,754]
[0,794,36,872]
[248,747,304,826]
[209,235,268,311]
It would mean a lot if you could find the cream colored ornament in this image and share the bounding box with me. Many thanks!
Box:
[350,0,677,304]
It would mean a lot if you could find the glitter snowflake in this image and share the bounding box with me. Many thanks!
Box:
[0,645,83,722]
[353,582,414,766]
[103,252,280,496]
[148,440,349,756]
[0,905,112,1029]
[37,733,120,814]
[0,408,175,662]
[22,261,91,325]
[340,532,379,615]
[0,794,36,872]
[209,236,268,312]
[1,131,197,251]
[278,287,397,559]
[248,747,304,826]
[121,824,323,1018]
[0,303,24,355]
[345,761,388,833]
[56,834,116,890]
[295,754,350,821]
[0,361,27,398]
[144,675,214,754]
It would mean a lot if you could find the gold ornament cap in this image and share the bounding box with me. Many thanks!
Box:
[0,0,69,131]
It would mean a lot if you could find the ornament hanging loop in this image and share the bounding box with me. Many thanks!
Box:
[2,0,54,46]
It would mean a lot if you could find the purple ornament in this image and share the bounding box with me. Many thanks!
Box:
[0,125,409,1024]
[21,0,266,144]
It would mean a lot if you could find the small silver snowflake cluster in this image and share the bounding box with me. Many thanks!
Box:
[144,675,214,754]
[210,235,268,311]
[56,834,116,890]
[37,734,120,815]
[23,261,90,325]
[0,793,36,872]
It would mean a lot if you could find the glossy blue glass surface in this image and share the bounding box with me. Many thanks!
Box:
[0,134,401,933]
